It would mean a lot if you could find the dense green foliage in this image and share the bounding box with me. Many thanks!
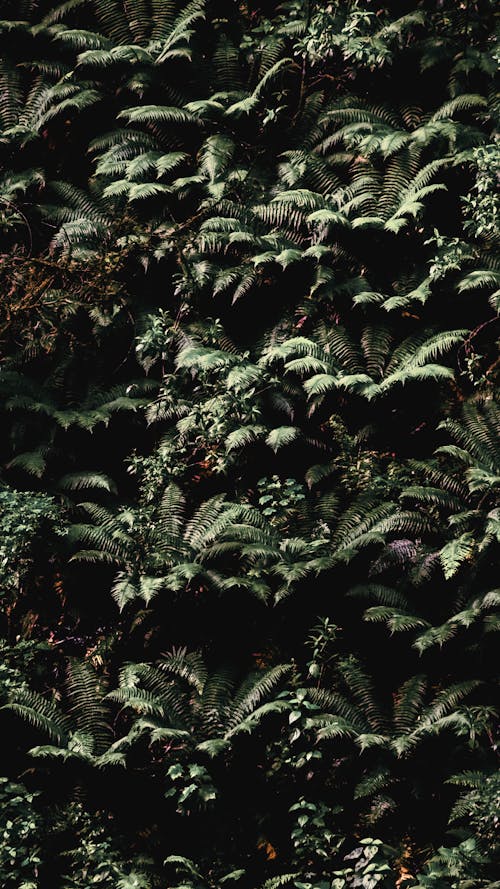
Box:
[0,1,499,886]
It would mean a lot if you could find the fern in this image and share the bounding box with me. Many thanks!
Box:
[440,533,476,579]
[109,652,291,753]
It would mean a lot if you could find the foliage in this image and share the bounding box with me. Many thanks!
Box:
[331,838,396,889]
[0,0,498,887]
[0,777,43,889]
[448,771,500,851]
[0,488,61,605]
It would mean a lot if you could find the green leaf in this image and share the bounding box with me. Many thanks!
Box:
[440,533,475,579]
[266,427,300,452]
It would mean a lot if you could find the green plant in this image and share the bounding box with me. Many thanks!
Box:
[331,838,396,889]
[0,488,61,603]
[109,649,293,758]
[0,777,43,889]
[60,803,154,889]
[0,1,498,886]
[165,762,217,815]
[69,483,273,607]
[6,659,124,768]
[448,771,500,850]
[289,797,343,867]
[164,855,244,889]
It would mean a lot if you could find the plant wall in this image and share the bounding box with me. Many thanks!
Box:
[0,2,498,887]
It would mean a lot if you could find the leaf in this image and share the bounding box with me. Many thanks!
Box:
[128,182,173,201]
[457,270,500,293]
[226,425,266,451]
[266,427,300,452]
[275,249,303,268]
[58,472,117,493]
[118,105,198,125]
[440,533,475,579]
[307,209,351,228]
[111,573,140,610]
